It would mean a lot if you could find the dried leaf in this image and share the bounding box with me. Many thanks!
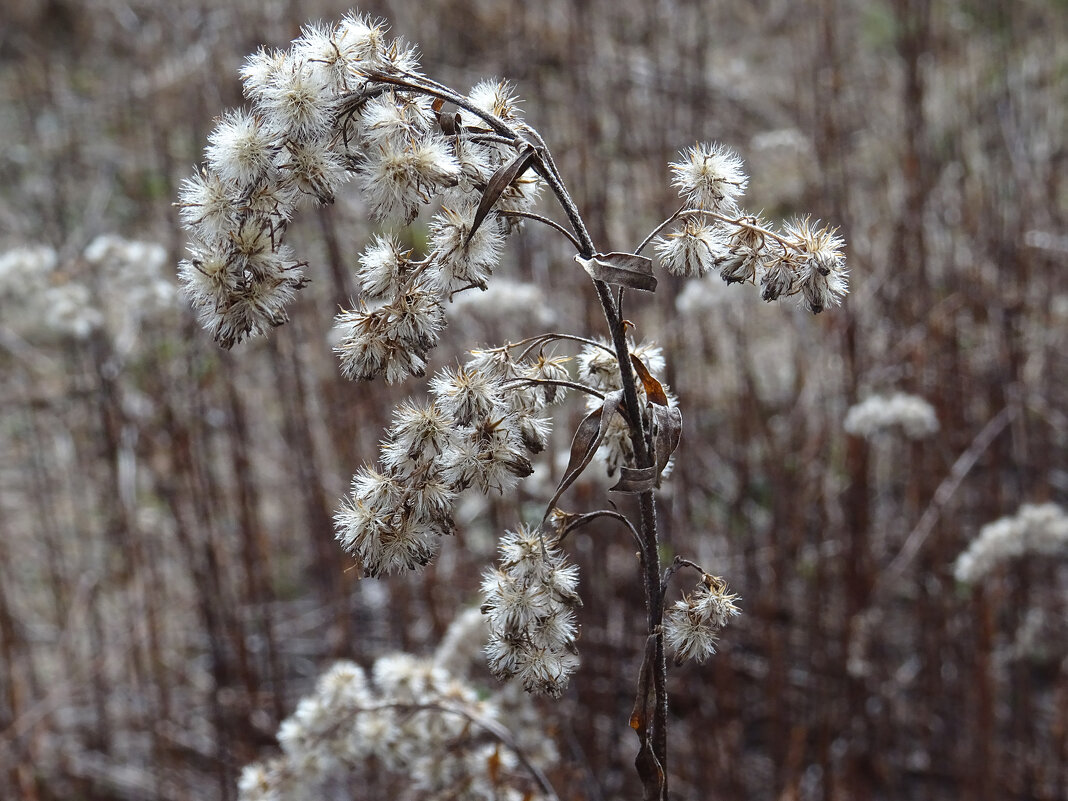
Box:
[631,634,665,798]
[609,405,681,493]
[630,354,669,406]
[576,252,657,292]
[437,110,461,136]
[487,746,501,784]
[611,465,658,494]
[634,739,664,800]
[630,634,655,732]
[651,404,683,476]
[542,391,624,517]
[466,143,536,246]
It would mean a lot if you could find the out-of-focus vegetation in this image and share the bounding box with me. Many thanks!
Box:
[0,1,1065,799]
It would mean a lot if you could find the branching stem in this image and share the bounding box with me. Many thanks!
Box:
[635,204,688,255]
[358,67,671,800]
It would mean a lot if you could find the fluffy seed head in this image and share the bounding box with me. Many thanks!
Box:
[670,142,748,213]
[177,167,239,241]
[664,575,741,664]
[429,365,501,426]
[655,218,726,278]
[783,216,848,313]
[356,234,412,299]
[428,204,504,293]
[256,58,335,142]
[480,524,581,697]
[206,108,279,189]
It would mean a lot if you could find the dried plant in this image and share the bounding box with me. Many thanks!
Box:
[238,609,560,801]
[177,10,848,799]
[954,503,1068,585]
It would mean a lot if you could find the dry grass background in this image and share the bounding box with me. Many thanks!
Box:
[0,0,1065,798]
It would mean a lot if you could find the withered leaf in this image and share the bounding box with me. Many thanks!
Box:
[437,110,461,136]
[466,143,537,246]
[610,404,682,494]
[576,252,657,293]
[611,465,658,494]
[651,404,683,475]
[631,634,665,798]
[630,354,669,406]
[630,634,656,732]
[542,391,625,518]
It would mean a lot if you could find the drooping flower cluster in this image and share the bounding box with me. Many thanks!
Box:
[480,524,582,697]
[334,346,568,576]
[953,502,1068,584]
[654,143,848,313]
[843,391,940,440]
[663,574,741,664]
[176,9,795,725]
[238,609,556,801]
[178,13,541,357]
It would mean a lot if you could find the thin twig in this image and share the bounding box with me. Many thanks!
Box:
[478,332,610,360]
[496,208,582,249]
[874,405,1015,596]
[660,556,705,594]
[514,332,614,362]
[499,376,606,400]
[635,204,688,255]
[554,508,644,553]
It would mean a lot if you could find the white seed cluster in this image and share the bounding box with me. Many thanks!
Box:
[238,611,555,801]
[178,13,541,359]
[0,237,176,346]
[335,347,566,577]
[953,502,1068,584]
[843,391,940,440]
[480,524,582,697]
[655,143,848,314]
[0,245,58,293]
[663,575,741,664]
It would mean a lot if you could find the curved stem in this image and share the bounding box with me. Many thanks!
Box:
[554,508,643,553]
[495,208,582,250]
[661,556,705,594]
[520,121,667,798]
[514,332,615,363]
[467,132,520,148]
[499,377,605,401]
[370,71,520,141]
[533,156,597,259]
[479,332,611,361]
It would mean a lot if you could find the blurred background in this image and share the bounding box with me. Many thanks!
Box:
[1,0,1065,798]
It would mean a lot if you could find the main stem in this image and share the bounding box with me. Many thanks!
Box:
[539,150,668,798]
